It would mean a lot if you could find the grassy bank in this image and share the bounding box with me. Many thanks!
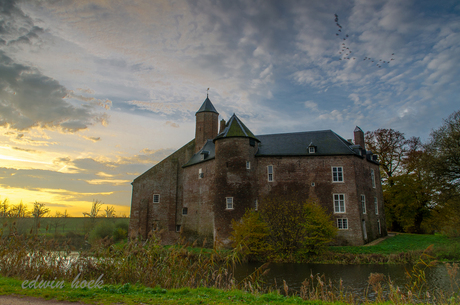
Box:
[306,234,460,264]
[1,233,459,304]
[0,276,344,305]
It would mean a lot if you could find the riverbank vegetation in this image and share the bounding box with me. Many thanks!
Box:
[1,234,459,304]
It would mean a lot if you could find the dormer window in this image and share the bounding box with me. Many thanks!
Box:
[309,146,316,153]
[200,150,209,161]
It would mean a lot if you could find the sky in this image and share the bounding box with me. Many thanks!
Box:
[0,0,459,216]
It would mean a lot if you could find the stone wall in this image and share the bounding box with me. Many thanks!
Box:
[129,140,195,244]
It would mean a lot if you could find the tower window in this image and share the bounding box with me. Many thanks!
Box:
[153,194,160,203]
[332,167,343,182]
[226,197,234,210]
[246,161,251,169]
[182,207,188,215]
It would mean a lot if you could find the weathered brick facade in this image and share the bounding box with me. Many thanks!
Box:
[129,97,387,247]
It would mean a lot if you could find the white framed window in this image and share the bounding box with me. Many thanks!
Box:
[337,218,348,229]
[153,194,160,203]
[175,225,181,232]
[332,167,343,182]
[333,194,345,213]
[182,207,188,215]
[255,199,258,211]
[371,169,376,188]
[377,219,381,234]
[246,161,251,169]
[309,146,315,153]
[226,197,234,210]
[198,168,203,179]
[374,197,378,215]
[267,165,274,182]
[361,194,366,214]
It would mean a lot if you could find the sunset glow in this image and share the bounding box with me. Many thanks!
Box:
[0,0,459,217]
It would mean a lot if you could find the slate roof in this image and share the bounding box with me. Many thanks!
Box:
[182,139,215,167]
[214,114,260,142]
[255,130,356,156]
[196,97,218,114]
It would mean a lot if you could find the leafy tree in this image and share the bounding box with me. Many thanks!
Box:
[426,110,460,189]
[231,197,337,259]
[365,129,408,183]
[230,209,272,259]
[0,198,9,217]
[425,110,460,236]
[300,200,337,255]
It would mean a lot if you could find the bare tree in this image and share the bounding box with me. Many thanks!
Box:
[83,200,104,218]
[104,205,116,217]
[10,201,30,218]
[32,201,50,234]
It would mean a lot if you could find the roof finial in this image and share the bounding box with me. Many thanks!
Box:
[207,88,209,98]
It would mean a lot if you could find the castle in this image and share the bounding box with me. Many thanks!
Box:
[129,96,387,246]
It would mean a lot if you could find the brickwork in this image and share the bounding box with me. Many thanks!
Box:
[195,112,218,153]
[129,98,387,247]
[129,140,195,243]
[213,137,259,246]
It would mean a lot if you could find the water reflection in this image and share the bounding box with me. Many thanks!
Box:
[233,262,459,300]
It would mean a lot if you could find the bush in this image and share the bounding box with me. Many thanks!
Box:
[231,197,337,260]
[230,210,272,260]
[89,221,115,244]
[113,222,129,242]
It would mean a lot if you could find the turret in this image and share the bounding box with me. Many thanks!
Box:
[213,114,260,247]
[195,96,219,153]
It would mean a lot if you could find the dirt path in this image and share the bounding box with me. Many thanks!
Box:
[364,233,395,246]
[0,295,84,305]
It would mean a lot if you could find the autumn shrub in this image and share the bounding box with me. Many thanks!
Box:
[230,209,272,260]
[231,198,337,260]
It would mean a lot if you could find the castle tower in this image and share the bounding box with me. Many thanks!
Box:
[195,96,219,153]
[213,114,260,247]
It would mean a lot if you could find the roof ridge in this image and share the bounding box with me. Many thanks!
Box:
[256,129,332,137]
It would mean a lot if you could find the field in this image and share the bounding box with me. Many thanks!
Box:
[1,217,129,236]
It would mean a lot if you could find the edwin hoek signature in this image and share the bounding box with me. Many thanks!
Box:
[22,273,104,289]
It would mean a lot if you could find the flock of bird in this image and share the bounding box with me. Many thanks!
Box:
[334,14,395,68]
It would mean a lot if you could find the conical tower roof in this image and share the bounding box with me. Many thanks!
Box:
[196,96,218,114]
[214,113,259,142]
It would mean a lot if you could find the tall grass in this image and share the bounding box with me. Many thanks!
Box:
[0,230,241,290]
[1,230,459,304]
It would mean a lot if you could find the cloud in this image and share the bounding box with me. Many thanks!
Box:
[304,101,318,111]
[165,121,179,128]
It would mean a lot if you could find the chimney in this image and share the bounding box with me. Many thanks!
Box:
[354,126,365,149]
[219,119,226,134]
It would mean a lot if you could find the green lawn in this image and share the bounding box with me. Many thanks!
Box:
[330,233,460,259]
[0,276,345,305]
